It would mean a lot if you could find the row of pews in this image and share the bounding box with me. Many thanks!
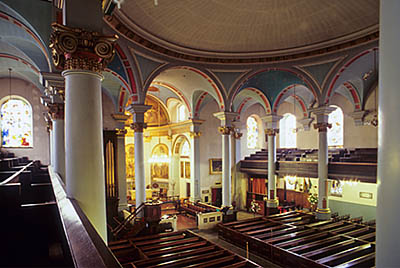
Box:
[0,152,74,267]
[218,211,375,267]
[179,200,218,216]
[110,230,260,268]
[241,148,377,182]
[243,148,377,163]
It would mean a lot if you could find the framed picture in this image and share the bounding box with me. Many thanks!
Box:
[209,158,222,174]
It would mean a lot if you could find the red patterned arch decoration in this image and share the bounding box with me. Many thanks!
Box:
[273,84,308,117]
[326,48,378,105]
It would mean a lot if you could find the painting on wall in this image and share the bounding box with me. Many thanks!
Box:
[151,143,169,180]
[209,158,222,174]
[185,161,191,179]
[126,144,135,179]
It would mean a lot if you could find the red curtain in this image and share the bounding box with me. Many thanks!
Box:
[251,178,266,194]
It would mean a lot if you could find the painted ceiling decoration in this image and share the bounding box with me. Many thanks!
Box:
[125,94,169,126]
[326,48,378,108]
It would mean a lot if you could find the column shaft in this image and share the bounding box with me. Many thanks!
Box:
[267,134,278,207]
[317,130,329,217]
[134,131,145,211]
[190,136,201,201]
[53,119,65,181]
[117,134,127,211]
[64,70,107,241]
[222,133,231,207]
[377,1,400,265]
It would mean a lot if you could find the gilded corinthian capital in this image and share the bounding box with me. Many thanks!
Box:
[50,23,118,73]
[314,122,332,132]
[218,126,233,135]
[130,122,147,132]
[265,128,279,136]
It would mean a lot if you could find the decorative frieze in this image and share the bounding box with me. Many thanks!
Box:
[116,128,127,136]
[50,23,118,73]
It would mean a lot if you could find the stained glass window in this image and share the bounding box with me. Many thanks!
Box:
[177,104,186,122]
[247,116,258,149]
[328,106,344,147]
[1,98,33,147]
[279,113,296,148]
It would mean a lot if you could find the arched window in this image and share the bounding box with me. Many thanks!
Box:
[181,140,190,157]
[180,140,190,179]
[0,97,33,147]
[328,106,344,147]
[247,116,258,149]
[279,113,296,148]
[177,104,187,122]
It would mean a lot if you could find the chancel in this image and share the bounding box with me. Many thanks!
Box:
[0,0,398,267]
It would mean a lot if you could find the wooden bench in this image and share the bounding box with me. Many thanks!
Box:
[110,230,261,267]
[218,211,376,268]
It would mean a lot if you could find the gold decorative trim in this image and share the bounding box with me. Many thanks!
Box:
[218,126,233,135]
[189,131,202,138]
[116,128,127,136]
[316,208,331,214]
[50,23,118,73]
[313,122,332,132]
[265,128,279,136]
[144,136,152,143]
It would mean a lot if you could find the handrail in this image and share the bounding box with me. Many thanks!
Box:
[0,161,33,186]
[48,166,122,268]
[112,202,145,236]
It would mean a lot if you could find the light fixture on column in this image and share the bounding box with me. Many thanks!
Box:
[8,68,12,101]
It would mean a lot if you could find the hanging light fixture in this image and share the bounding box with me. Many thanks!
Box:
[292,84,299,133]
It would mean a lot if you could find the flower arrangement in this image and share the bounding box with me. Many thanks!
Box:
[250,200,261,215]
[308,193,318,210]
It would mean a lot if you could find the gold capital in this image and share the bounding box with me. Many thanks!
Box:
[130,122,147,132]
[313,122,332,132]
[218,126,233,135]
[50,23,118,73]
[232,131,243,139]
[265,128,279,136]
[47,103,64,120]
[116,128,127,136]
[189,131,202,138]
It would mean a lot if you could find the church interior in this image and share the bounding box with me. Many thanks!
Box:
[1,0,399,267]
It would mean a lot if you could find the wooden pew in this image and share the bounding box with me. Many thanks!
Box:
[110,230,261,268]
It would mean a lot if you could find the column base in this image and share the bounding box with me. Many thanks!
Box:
[190,196,201,203]
[316,208,331,220]
[266,199,279,208]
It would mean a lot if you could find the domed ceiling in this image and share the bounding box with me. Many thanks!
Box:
[116,0,379,56]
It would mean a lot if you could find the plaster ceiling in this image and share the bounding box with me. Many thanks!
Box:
[118,0,379,55]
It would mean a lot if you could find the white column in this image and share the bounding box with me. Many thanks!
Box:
[171,154,180,197]
[49,129,54,166]
[53,118,65,181]
[214,112,238,208]
[262,115,282,209]
[231,130,242,208]
[311,106,335,220]
[377,1,400,266]
[134,130,145,209]
[116,130,128,211]
[127,104,151,214]
[221,132,231,207]
[63,70,107,241]
[190,130,201,202]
